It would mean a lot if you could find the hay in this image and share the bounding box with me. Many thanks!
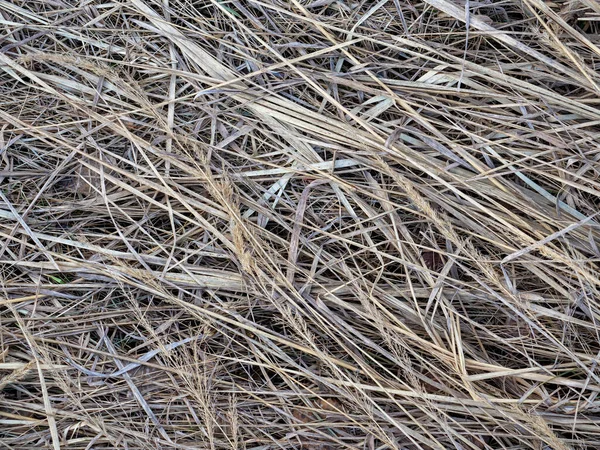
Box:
[1,0,600,448]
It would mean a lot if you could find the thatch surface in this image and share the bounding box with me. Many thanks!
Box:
[1,0,600,448]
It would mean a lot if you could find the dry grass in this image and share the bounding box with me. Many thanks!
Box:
[1,0,600,449]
